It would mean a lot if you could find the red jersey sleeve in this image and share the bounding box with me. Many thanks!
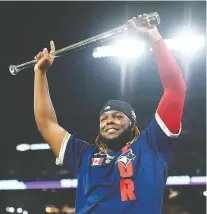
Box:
[152,39,186,136]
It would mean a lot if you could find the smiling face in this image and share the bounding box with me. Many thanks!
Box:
[99,110,131,141]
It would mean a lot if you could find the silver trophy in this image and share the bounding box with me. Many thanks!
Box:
[9,12,160,75]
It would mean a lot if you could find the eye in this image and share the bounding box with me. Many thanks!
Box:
[115,115,123,119]
[101,117,107,122]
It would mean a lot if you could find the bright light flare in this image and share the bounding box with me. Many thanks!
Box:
[115,38,145,58]
[8,207,15,213]
[93,38,145,58]
[16,143,50,152]
[45,207,51,213]
[93,30,205,58]
[168,34,205,55]
[17,208,23,213]
[16,144,30,152]
[168,188,179,199]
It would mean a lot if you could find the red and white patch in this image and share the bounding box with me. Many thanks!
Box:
[91,158,104,166]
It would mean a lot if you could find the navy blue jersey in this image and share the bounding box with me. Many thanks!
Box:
[56,114,180,214]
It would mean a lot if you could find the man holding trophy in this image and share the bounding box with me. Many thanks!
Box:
[33,13,186,214]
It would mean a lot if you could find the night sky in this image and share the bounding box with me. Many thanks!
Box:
[1,1,206,180]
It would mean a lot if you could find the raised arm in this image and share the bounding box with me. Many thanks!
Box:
[34,41,67,157]
[129,14,186,136]
[153,38,186,135]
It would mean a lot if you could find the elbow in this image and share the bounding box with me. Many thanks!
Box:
[171,76,186,96]
[34,115,56,134]
[164,82,186,104]
[178,68,186,94]
[35,119,49,134]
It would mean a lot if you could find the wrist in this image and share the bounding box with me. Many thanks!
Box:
[34,68,47,75]
[148,29,162,44]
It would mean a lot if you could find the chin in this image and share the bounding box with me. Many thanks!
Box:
[105,135,119,140]
[103,133,121,141]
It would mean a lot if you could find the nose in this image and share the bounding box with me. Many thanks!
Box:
[106,118,115,125]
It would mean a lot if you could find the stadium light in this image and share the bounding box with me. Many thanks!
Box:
[93,37,145,58]
[0,180,26,190]
[16,143,50,152]
[166,176,191,185]
[0,176,206,190]
[8,207,15,213]
[45,206,59,213]
[17,208,23,213]
[168,188,179,199]
[191,176,207,184]
[171,34,205,55]
[92,34,205,58]
[16,144,30,152]
[45,207,51,213]
[30,144,50,150]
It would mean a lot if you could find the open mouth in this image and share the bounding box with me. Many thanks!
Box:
[106,128,119,133]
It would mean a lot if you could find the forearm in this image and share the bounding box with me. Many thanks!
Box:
[34,70,58,130]
[152,38,186,92]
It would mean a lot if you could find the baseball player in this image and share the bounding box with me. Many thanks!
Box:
[34,14,186,214]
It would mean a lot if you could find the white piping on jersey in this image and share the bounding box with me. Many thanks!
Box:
[56,132,71,166]
[94,153,115,159]
[155,112,181,139]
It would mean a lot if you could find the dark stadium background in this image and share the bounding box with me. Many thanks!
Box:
[1,1,206,214]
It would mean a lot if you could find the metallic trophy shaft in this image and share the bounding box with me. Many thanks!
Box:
[9,12,160,75]
[9,24,127,75]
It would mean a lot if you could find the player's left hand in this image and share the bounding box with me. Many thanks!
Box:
[127,13,162,43]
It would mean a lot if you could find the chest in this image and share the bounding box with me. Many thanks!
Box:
[89,149,138,179]
[78,144,167,203]
[81,143,164,183]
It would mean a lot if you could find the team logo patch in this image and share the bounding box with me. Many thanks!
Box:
[131,110,136,121]
[91,158,104,166]
[116,149,136,168]
[104,105,110,111]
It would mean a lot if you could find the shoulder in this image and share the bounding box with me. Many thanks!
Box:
[140,114,181,140]
[56,132,96,166]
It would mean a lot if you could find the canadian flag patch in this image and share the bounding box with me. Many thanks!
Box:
[91,158,104,166]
